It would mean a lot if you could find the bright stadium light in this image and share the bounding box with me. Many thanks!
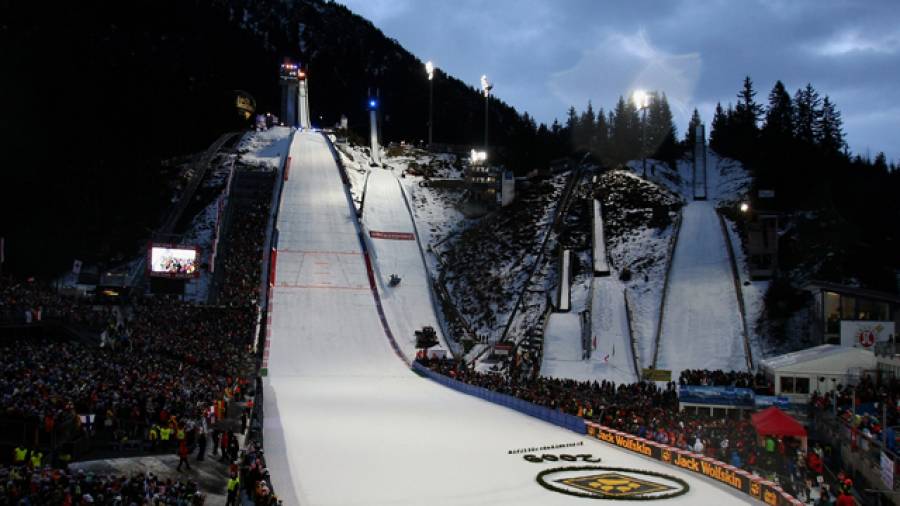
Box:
[481,74,492,97]
[740,202,750,213]
[632,89,650,110]
[426,60,435,145]
[369,99,378,109]
[470,149,487,164]
[481,75,493,151]
[632,89,651,177]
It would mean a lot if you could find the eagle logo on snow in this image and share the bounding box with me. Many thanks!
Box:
[536,466,689,500]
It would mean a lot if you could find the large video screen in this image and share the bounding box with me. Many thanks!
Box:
[149,244,199,278]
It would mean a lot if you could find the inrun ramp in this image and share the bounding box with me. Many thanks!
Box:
[263,132,751,505]
[656,200,747,377]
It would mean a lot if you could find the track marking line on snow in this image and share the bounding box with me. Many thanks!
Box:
[278,249,361,256]
[276,283,369,291]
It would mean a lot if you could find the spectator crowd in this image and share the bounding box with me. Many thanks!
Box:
[0,182,278,504]
[420,357,848,503]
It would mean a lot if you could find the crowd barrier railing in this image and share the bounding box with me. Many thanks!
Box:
[414,363,802,505]
[583,422,803,506]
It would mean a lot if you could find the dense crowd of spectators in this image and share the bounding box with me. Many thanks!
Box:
[679,369,773,393]
[0,277,113,330]
[421,358,828,500]
[0,181,276,503]
[217,190,271,306]
[0,465,206,504]
[810,376,900,451]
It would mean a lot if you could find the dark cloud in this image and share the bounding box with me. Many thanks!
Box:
[337,0,899,160]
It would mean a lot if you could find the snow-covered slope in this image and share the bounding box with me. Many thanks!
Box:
[263,132,751,505]
[541,277,639,384]
[655,151,750,376]
[362,168,449,355]
[656,200,747,375]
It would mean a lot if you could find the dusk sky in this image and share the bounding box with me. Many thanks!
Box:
[337,0,899,162]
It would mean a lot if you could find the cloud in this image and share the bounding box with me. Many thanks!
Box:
[813,29,900,56]
[548,29,701,127]
[334,0,900,161]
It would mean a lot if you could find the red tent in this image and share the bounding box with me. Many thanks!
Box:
[751,406,807,450]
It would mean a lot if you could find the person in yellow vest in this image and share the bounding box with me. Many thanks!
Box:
[176,427,186,443]
[225,473,240,506]
[30,451,42,469]
[160,426,173,448]
[13,446,27,464]
[149,425,160,450]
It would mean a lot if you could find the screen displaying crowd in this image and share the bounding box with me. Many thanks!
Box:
[150,246,198,277]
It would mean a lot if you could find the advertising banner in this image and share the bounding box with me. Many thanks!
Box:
[840,321,895,349]
[755,396,791,409]
[642,368,672,382]
[369,230,415,241]
[586,422,802,506]
[678,385,756,407]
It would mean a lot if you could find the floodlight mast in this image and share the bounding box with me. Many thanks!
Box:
[632,89,651,177]
[426,61,435,145]
[481,75,493,151]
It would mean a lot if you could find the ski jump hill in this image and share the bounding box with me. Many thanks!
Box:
[655,153,750,378]
[262,132,753,505]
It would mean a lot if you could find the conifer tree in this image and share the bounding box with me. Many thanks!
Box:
[710,102,729,154]
[794,83,821,145]
[817,96,845,155]
[684,108,702,148]
[763,80,794,142]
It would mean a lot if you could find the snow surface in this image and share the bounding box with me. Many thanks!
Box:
[541,277,639,385]
[656,200,747,376]
[656,151,750,376]
[362,168,448,355]
[264,132,752,505]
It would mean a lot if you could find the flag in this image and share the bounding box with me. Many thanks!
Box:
[593,336,597,349]
[612,344,616,356]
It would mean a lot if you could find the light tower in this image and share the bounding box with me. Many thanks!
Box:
[481,75,493,152]
[279,60,300,127]
[631,89,650,177]
[425,60,434,146]
[368,90,381,165]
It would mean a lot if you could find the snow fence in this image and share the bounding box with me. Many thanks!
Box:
[585,422,803,506]
[412,362,586,434]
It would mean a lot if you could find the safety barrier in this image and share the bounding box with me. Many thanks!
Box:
[651,209,683,368]
[412,362,586,434]
[584,421,803,506]
[717,211,754,371]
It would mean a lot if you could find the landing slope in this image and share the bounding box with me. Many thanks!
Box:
[362,168,448,356]
[656,199,746,376]
[263,132,751,505]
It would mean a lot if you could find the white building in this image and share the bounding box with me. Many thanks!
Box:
[759,344,876,404]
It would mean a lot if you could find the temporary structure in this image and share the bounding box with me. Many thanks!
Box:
[751,406,807,451]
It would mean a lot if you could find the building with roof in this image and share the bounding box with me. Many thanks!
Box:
[804,281,900,345]
[759,344,876,403]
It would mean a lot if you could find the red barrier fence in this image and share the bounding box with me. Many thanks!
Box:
[369,230,415,241]
[585,421,803,506]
